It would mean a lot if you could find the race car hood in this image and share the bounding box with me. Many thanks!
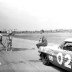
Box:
[47,43,59,49]
[39,43,59,53]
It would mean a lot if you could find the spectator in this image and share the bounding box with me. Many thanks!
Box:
[0,34,2,43]
[0,34,5,48]
[7,33,12,51]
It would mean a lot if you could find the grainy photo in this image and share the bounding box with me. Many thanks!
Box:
[0,0,72,72]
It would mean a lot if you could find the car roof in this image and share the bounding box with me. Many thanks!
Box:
[64,38,72,42]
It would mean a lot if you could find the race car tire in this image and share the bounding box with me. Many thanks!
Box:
[42,54,50,65]
[39,53,44,60]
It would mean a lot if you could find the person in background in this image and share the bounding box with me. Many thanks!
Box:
[0,34,5,48]
[36,36,48,49]
[7,32,13,51]
[6,30,13,51]
[0,34,2,44]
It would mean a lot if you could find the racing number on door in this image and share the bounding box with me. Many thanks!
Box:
[57,53,71,69]
[64,54,71,69]
[57,53,63,65]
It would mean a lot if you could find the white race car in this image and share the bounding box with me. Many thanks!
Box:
[38,38,72,72]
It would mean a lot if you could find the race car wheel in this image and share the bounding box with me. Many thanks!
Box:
[42,55,50,65]
[39,53,44,60]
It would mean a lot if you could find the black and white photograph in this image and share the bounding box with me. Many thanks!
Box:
[0,0,72,72]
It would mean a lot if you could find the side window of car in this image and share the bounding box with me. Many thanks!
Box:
[63,42,72,51]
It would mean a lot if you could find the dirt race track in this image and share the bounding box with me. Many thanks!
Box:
[0,38,66,72]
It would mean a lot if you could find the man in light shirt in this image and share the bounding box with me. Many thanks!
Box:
[36,36,48,49]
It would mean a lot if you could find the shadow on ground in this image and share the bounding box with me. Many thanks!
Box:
[0,47,35,51]
[12,48,35,51]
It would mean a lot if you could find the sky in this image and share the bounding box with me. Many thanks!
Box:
[0,0,72,31]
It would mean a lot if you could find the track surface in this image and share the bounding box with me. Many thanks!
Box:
[0,38,65,72]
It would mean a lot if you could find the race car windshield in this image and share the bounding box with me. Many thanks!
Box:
[63,42,72,51]
[59,41,66,49]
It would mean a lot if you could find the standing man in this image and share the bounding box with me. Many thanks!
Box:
[7,30,13,51]
[7,35,12,51]
[0,34,5,48]
[0,34,2,44]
